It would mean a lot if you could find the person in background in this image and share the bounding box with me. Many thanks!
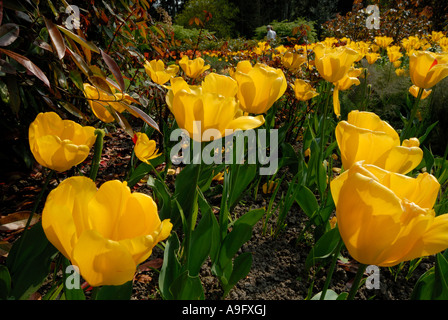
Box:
[267,25,277,42]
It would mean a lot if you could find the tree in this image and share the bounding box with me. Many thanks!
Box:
[154,0,187,18]
[174,0,239,38]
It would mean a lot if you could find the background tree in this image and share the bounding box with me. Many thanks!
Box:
[174,0,239,38]
[228,0,352,39]
[154,0,187,18]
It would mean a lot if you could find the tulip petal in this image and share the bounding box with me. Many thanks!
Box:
[42,176,97,260]
[119,219,172,265]
[87,180,131,240]
[335,120,397,170]
[336,169,404,265]
[116,192,160,240]
[378,145,423,174]
[408,214,448,259]
[226,115,265,131]
[72,229,136,286]
[333,86,340,118]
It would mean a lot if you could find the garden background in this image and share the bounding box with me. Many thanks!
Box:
[1,0,448,301]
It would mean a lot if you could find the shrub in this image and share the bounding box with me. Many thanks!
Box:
[254,18,317,44]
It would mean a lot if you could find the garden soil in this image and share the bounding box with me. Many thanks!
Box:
[0,128,434,300]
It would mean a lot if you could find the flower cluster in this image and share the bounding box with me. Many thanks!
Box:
[331,111,448,267]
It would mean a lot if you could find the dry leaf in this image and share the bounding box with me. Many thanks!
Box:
[138,258,163,272]
[0,211,39,231]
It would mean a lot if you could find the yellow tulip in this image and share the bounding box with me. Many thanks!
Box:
[275,45,288,54]
[365,52,380,65]
[395,68,406,77]
[313,43,359,83]
[144,59,179,85]
[330,161,448,267]
[28,112,96,172]
[402,36,422,53]
[178,55,210,79]
[133,132,161,164]
[166,73,265,141]
[409,51,448,89]
[334,67,361,91]
[233,62,287,114]
[262,180,277,194]
[335,110,423,174]
[374,36,394,48]
[42,176,172,286]
[438,37,448,50]
[291,79,319,101]
[229,60,253,78]
[369,43,380,53]
[332,67,361,117]
[387,48,403,63]
[83,83,135,123]
[281,51,307,70]
[431,31,445,43]
[393,60,402,68]
[409,85,432,100]
[329,216,337,229]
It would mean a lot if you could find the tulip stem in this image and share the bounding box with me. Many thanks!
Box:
[89,129,105,181]
[320,237,343,300]
[347,263,368,300]
[401,87,423,140]
[320,82,332,151]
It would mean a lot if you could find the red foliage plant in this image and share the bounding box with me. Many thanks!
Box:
[323,0,445,42]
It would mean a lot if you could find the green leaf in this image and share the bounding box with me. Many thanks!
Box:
[433,252,448,299]
[187,200,215,276]
[169,270,204,300]
[126,155,164,188]
[94,281,133,300]
[305,227,341,269]
[69,69,83,90]
[411,267,435,300]
[159,233,182,300]
[215,209,264,274]
[419,121,438,145]
[57,25,100,53]
[311,289,340,300]
[228,163,257,209]
[294,184,318,218]
[0,265,11,300]
[198,193,221,263]
[6,222,58,300]
[278,142,299,174]
[222,252,253,298]
[6,76,20,115]
[174,163,201,223]
[422,146,434,174]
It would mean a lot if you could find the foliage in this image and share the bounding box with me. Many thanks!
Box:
[323,0,437,42]
[254,18,317,43]
[174,0,239,38]
[1,0,448,303]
